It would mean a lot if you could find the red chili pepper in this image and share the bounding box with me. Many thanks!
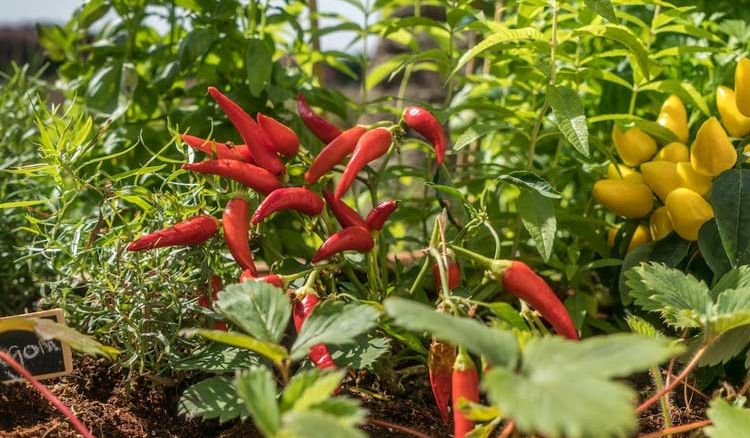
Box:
[223,198,257,274]
[292,292,336,370]
[257,113,300,157]
[207,87,285,175]
[297,93,342,143]
[305,126,367,185]
[334,128,393,200]
[311,226,374,263]
[182,159,283,195]
[433,256,461,291]
[429,339,456,424]
[364,200,397,231]
[251,187,325,224]
[181,134,252,162]
[452,349,480,438]
[323,190,366,228]
[239,269,285,288]
[127,215,218,251]
[403,105,446,165]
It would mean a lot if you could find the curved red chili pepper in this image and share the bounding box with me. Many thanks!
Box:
[305,126,367,185]
[257,113,300,157]
[207,87,285,175]
[181,134,252,162]
[452,351,480,438]
[127,215,218,251]
[293,292,336,370]
[433,257,461,291]
[297,93,342,143]
[223,198,257,274]
[323,190,366,229]
[182,159,282,195]
[311,225,374,263]
[429,339,455,424]
[251,187,325,224]
[403,105,447,165]
[364,200,397,231]
[334,128,393,200]
[239,269,284,288]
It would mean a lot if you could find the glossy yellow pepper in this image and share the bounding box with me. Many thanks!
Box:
[690,117,737,177]
[735,57,750,117]
[656,94,689,143]
[607,163,643,183]
[593,179,653,218]
[676,162,712,196]
[640,161,682,201]
[716,86,750,138]
[653,142,689,162]
[650,206,673,240]
[665,188,714,241]
[608,224,651,253]
[612,125,657,167]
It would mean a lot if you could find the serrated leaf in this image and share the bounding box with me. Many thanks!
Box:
[215,281,291,343]
[546,85,589,157]
[384,298,518,367]
[711,288,750,334]
[584,0,618,23]
[518,189,556,262]
[712,266,750,298]
[498,171,561,199]
[290,370,345,412]
[172,344,260,372]
[697,326,750,366]
[282,411,367,438]
[328,336,390,370]
[178,377,247,423]
[625,315,660,338]
[291,302,378,361]
[453,26,544,74]
[235,366,280,437]
[309,397,366,427]
[706,399,750,438]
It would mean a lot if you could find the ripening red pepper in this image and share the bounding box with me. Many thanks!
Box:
[251,187,325,224]
[127,215,218,251]
[452,349,480,438]
[223,198,257,274]
[239,269,284,288]
[181,134,252,162]
[429,339,456,424]
[182,159,283,195]
[433,256,461,291]
[364,200,397,231]
[305,126,367,185]
[292,292,336,370]
[403,105,447,165]
[207,87,285,175]
[323,190,367,229]
[257,113,300,157]
[311,225,374,263]
[297,93,343,143]
[334,128,393,200]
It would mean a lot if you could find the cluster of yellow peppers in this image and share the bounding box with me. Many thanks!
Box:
[596,57,750,252]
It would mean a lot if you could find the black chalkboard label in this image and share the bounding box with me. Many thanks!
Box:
[1,309,73,383]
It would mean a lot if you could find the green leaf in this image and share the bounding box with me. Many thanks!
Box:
[640,80,710,116]
[583,0,618,23]
[33,319,119,358]
[85,64,121,115]
[0,200,47,209]
[518,189,557,262]
[179,27,218,64]
[291,302,378,361]
[453,125,498,151]
[712,266,750,298]
[697,326,750,366]
[246,38,273,96]
[182,329,288,364]
[711,288,750,334]
[328,336,390,370]
[699,219,732,278]
[486,302,529,331]
[235,366,281,437]
[575,24,650,81]
[453,26,544,74]
[289,370,346,412]
[178,377,247,423]
[590,114,678,144]
[384,298,518,367]
[706,399,750,438]
[215,281,291,343]
[281,411,367,438]
[710,170,750,268]
[483,335,677,438]
[281,370,324,412]
[546,85,589,157]
[618,234,691,305]
[172,344,260,372]
[309,397,366,427]
[498,171,561,199]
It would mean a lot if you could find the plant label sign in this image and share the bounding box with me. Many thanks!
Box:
[0,309,73,383]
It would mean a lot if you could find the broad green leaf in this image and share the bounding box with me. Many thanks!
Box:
[178,377,247,423]
[699,219,732,278]
[546,85,589,157]
[711,288,750,334]
[85,64,121,115]
[282,411,367,438]
[246,38,273,96]
[309,398,366,427]
[498,171,561,199]
[518,189,556,262]
[384,298,518,367]
[290,370,346,412]
[706,399,750,438]
[236,366,281,437]
[178,27,218,65]
[290,302,378,361]
[697,326,750,366]
[453,26,544,74]
[281,370,325,413]
[215,281,291,343]
[172,344,260,372]
[183,329,288,364]
[584,0,618,23]
[712,266,750,298]
[328,336,391,370]
[575,24,650,80]
[710,170,750,268]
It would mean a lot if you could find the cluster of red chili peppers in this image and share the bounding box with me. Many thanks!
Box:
[126,87,445,371]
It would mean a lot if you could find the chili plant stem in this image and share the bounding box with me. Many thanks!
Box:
[637,419,712,438]
[636,344,709,414]
[496,420,515,438]
[650,367,673,434]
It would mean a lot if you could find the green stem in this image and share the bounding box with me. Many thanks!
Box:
[448,244,495,267]
[650,367,673,435]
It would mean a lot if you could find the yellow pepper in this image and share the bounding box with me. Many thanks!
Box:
[593,179,653,218]
[608,224,651,253]
[676,162,712,196]
[656,94,689,143]
[612,125,657,166]
[690,117,737,177]
[665,188,714,241]
[640,161,682,201]
[716,86,750,138]
[650,206,673,240]
[607,163,643,183]
[653,142,689,162]
[735,57,750,117]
